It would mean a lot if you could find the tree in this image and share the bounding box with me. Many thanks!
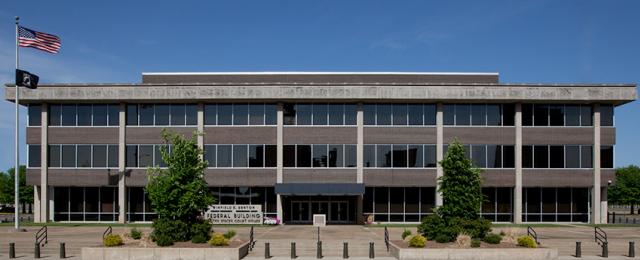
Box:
[608,165,640,214]
[437,140,483,220]
[0,166,33,207]
[146,130,214,245]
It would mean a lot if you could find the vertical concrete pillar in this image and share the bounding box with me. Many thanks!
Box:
[600,188,608,224]
[40,103,48,223]
[435,103,444,207]
[118,103,127,223]
[592,104,601,224]
[276,103,284,222]
[514,103,523,224]
[197,103,204,152]
[356,103,364,223]
[33,187,40,222]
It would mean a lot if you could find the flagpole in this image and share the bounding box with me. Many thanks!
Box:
[14,16,21,231]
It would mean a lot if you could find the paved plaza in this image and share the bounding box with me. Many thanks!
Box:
[0,224,638,259]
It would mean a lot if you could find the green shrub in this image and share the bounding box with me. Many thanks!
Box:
[103,234,123,247]
[191,233,208,244]
[434,234,451,243]
[401,229,412,240]
[408,234,426,248]
[418,215,457,241]
[155,233,174,247]
[130,228,142,240]
[151,219,191,245]
[223,230,236,239]
[482,233,502,244]
[499,231,506,236]
[450,217,492,239]
[191,220,212,241]
[209,233,229,246]
[517,235,537,248]
[471,238,481,248]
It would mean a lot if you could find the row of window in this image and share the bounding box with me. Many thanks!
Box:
[284,104,357,125]
[443,104,515,126]
[481,188,513,222]
[363,187,436,222]
[363,144,437,168]
[203,145,277,168]
[29,104,120,127]
[443,144,516,168]
[283,144,357,168]
[126,104,198,126]
[522,145,614,168]
[125,144,172,168]
[523,187,589,222]
[203,104,277,126]
[53,187,119,222]
[522,104,614,127]
[363,104,436,126]
[29,145,119,168]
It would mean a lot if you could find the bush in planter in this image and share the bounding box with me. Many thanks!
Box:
[517,235,537,248]
[455,233,471,248]
[155,233,174,247]
[408,234,426,248]
[434,234,451,243]
[401,229,412,240]
[191,220,213,241]
[470,238,481,248]
[482,233,502,244]
[103,234,124,247]
[209,233,229,246]
[130,228,142,240]
[151,218,191,243]
[223,230,236,239]
[191,233,209,244]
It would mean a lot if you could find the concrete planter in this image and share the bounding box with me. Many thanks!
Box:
[81,241,250,260]
[389,242,558,260]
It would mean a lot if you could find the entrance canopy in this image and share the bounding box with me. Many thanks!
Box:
[275,183,365,196]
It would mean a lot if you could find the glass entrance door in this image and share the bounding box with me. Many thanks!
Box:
[289,200,351,224]
[330,201,349,223]
[291,201,310,222]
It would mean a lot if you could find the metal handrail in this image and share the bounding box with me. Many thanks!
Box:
[384,226,390,252]
[249,226,255,251]
[527,226,539,245]
[594,226,607,245]
[102,226,112,240]
[35,226,47,247]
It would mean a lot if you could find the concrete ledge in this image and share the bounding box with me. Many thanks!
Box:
[81,241,250,260]
[389,242,558,260]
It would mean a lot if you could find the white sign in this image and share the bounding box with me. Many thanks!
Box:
[205,205,263,225]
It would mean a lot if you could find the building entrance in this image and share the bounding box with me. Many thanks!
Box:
[284,196,356,224]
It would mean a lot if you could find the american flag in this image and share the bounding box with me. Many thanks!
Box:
[18,26,61,54]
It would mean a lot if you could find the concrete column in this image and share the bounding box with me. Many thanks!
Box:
[33,187,40,222]
[357,103,364,183]
[435,103,444,207]
[118,103,127,223]
[197,103,204,151]
[514,103,523,224]
[39,103,48,223]
[600,187,608,224]
[276,103,284,222]
[592,104,601,224]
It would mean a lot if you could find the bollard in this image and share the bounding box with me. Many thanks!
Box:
[9,243,15,258]
[602,242,608,258]
[291,242,296,259]
[613,212,616,223]
[34,243,40,259]
[630,241,635,258]
[60,242,66,259]
[369,242,375,259]
[343,242,348,259]
[317,241,322,259]
[265,242,270,259]
[575,241,581,258]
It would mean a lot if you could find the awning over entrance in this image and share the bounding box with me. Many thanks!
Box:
[275,183,365,196]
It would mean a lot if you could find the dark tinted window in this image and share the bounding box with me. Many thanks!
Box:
[534,146,548,168]
[204,104,217,125]
[92,105,108,126]
[283,104,296,125]
[186,104,198,125]
[471,145,486,168]
[376,104,392,125]
[217,145,232,167]
[76,105,92,126]
[581,146,593,168]
[49,105,62,126]
[533,104,548,126]
[233,104,248,125]
[502,145,515,168]
[443,104,455,125]
[265,104,277,125]
[218,104,232,125]
[600,105,614,126]
[126,145,138,167]
[62,145,76,167]
[77,145,92,167]
[580,105,592,126]
[344,104,357,125]
[92,145,107,168]
[408,145,423,168]
[249,104,265,125]
[549,105,564,126]
[363,145,375,167]
[344,145,356,167]
[49,145,61,167]
[392,104,407,125]
[456,104,470,126]
[328,104,343,125]
[424,104,436,125]
[28,145,41,167]
[107,145,118,168]
[424,145,436,167]
[376,145,391,167]
[170,104,185,125]
[126,104,138,125]
[249,145,263,167]
[138,145,154,167]
[296,145,311,167]
[154,145,167,167]
[549,146,564,168]
[139,104,154,125]
[296,104,312,125]
[233,145,248,167]
[312,104,328,125]
[601,146,614,168]
[522,146,533,168]
[487,104,501,126]
[487,145,501,168]
[565,145,580,168]
[204,145,216,167]
[154,105,170,125]
[283,145,296,167]
[392,144,407,167]
[61,105,76,126]
[522,104,533,126]
[565,105,580,126]
[408,104,423,125]
[313,144,328,167]
[502,104,515,126]
[328,145,343,167]
[363,104,376,125]
[265,145,277,167]
[471,104,486,126]
[108,104,119,126]
[28,104,41,126]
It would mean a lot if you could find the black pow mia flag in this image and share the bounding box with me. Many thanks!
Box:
[15,69,39,89]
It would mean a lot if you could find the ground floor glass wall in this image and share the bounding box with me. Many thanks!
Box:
[127,187,157,222]
[481,187,513,222]
[53,186,118,222]
[522,187,589,222]
[363,187,436,223]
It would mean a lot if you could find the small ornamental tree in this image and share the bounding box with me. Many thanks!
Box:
[146,130,214,245]
[608,165,640,214]
[438,140,483,220]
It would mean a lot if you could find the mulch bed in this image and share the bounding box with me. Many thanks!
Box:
[115,238,246,248]
[391,240,521,249]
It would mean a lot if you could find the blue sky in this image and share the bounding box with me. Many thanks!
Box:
[0,0,638,171]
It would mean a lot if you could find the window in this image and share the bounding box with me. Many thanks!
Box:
[126,145,138,167]
[61,105,77,126]
[549,105,564,126]
[565,146,580,168]
[108,105,119,126]
[328,145,343,167]
[534,104,548,126]
[313,144,328,167]
[92,145,107,168]
[581,105,592,126]
[139,104,154,125]
[376,145,392,167]
[283,145,296,167]
[444,104,455,126]
[363,104,376,125]
[601,146,614,168]
[296,145,311,167]
[249,104,264,125]
[107,145,118,168]
[522,146,533,168]
[138,145,154,167]
[265,145,277,167]
[392,145,407,167]
[424,104,436,125]
[502,104,515,126]
[62,145,76,167]
[344,104,357,125]
[217,145,232,167]
[456,104,470,125]
[471,145,487,168]
[565,105,580,126]
[377,104,392,125]
[170,104,185,125]
[408,104,423,125]
[408,145,423,168]
[127,104,138,125]
[487,145,501,168]
[92,105,108,126]
[581,146,593,168]
[312,104,328,125]
[392,104,407,125]
[77,145,92,167]
[328,104,344,125]
[296,104,312,125]
[28,145,40,167]
[233,104,248,125]
[471,104,486,126]
[533,146,548,168]
[600,105,614,126]
[154,105,170,125]
[76,105,92,126]
[265,104,277,125]
[249,145,263,167]
[154,145,167,167]
[49,145,61,167]
[522,104,533,126]
[502,146,515,168]
[204,104,217,125]
[424,145,436,167]
[549,146,564,168]
[218,104,233,125]
[363,145,375,167]
[29,104,41,126]
[344,145,356,167]
[283,104,296,125]
[233,145,248,167]
[204,145,216,167]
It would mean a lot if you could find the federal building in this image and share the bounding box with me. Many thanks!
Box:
[6,72,636,224]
